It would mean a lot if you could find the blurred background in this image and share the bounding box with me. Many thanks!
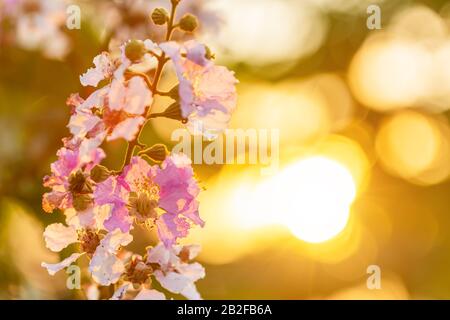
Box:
[1,0,450,299]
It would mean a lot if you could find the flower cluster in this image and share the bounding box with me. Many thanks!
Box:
[41,0,237,300]
[0,0,71,59]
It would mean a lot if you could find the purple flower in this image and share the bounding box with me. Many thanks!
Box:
[42,142,105,213]
[160,40,238,138]
[155,153,204,247]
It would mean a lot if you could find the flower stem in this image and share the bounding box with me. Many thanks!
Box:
[120,0,179,171]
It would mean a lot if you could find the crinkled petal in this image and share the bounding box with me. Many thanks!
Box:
[156,213,190,248]
[183,244,202,260]
[144,39,158,52]
[110,282,132,300]
[103,204,133,233]
[42,253,84,276]
[43,223,78,252]
[68,110,101,139]
[108,116,145,141]
[180,283,202,300]
[108,77,151,116]
[77,86,109,112]
[153,270,196,297]
[80,52,114,87]
[42,191,70,213]
[120,156,154,192]
[89,247,124,286]
[100,228,133,254]
[146,242,179,267]
[125,77,152,115]
[65,205,111,230]
[176,262,206,283]
[94,176,127,207]
[185,40,209,67]
[135,288,166,300]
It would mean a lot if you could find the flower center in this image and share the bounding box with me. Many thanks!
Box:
[125,256,152,285]
[80,229,100,255]
[128,185,159,222]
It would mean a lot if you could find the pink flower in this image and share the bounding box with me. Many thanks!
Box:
[109,77,152,115]
[93,154,203,246]
[160,40,238,138]
[68,76,151,142]
[42,142,105,213]
[93,157,157,232]
[153,153,204,247]
[93,176,132,233]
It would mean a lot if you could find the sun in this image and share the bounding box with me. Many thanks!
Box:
[241,156,357,243]
[277,157,357,243]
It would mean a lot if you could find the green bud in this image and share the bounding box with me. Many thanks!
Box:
[73,194,92,212]
[90,165,110,183]
[140,144,169,163]
[179,14,198,32]
[125,39,146,63]
[151,8,169,25]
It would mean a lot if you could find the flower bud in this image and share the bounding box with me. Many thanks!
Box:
[151,8,169,25]
[90,165,110,183]
[179,14,198,32]
[125,39,146,63]
[140,144,168,163]
[73,194,92,212]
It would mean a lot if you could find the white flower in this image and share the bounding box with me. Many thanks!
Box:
[88,229,133,286]
[147,243,205,300]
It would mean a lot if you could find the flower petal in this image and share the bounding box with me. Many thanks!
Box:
[100,228,133,254]
[103,204,133,233]
[43,223,78,252]
[80,52,114,87]
[42,253,84,276]
[108,116,145,142]
[110,282,132,300]
[156,213,190,248]
[134,288,166,300]
[89,247,124,286]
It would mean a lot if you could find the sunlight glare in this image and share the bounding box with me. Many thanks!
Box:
[237,157,357,243]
